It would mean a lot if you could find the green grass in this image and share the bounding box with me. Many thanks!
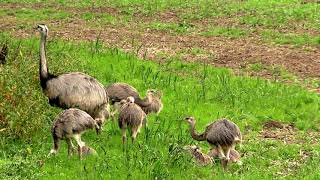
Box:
[0,8,72,20]
[262,30,320,46]
[0,33,320,179]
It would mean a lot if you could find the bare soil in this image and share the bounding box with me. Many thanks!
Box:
[260,120,320,144]
[0,3,319,80]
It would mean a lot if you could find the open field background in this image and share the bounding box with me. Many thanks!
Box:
[0,0,320,179]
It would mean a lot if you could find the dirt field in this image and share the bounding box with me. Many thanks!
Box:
[1,2,319,79]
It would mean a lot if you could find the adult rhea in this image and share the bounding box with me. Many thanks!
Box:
[185,117,241,166]
[36,24,109,127]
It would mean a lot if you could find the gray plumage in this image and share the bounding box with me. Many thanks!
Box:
[185,117,241,164]
[118,97,146,143]
[105,83,163,115]
[105,83,140,104]
[37,24,109,125]
[50,108,99,159]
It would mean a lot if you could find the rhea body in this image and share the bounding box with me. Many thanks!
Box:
[105,83,163,115]
[50,108,100,159]
[185,117,241,163]
[37,24,109,127]
[118,96,146,143]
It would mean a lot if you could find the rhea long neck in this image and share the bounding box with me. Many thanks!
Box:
[188,121,206,141]
[135,95,152,107]
[39,33,49,84]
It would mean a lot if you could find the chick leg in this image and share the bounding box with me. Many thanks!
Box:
[74,134,85,160]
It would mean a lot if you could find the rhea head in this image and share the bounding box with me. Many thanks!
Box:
[36,24,48,36]
[185,116,196,125]
[126,96,135,104]
[146,89,156,96]
[183,145,201,153]
[189,145,200,151]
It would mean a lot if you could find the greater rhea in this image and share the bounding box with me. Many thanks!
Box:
[185,117,241,164]
[105,83,163,115]
[36,24,109,128]
[118,96,146,143]
[50,108,100,159]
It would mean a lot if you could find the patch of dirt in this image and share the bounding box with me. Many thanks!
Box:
[259,120,320,144]
[263,120,285,129]
[0,3,320,79]
[260,120,298,144]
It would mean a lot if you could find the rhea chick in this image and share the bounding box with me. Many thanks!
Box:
[184,117,241,165]
[81,145,98,157]
[105,83,163,115]
[50,108,100,159]
[141,89,163,115]
[183,145,213,166]
[118,96,146,144]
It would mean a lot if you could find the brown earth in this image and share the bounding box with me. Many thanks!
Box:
[0,3,319,80]
[259,120,320,144]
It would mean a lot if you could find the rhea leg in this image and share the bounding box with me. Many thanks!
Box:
[131,128,138,143]
[217,145,226,159]
[143,117,148,127]
[66,138,74,156]
[73,134,85,159]
[225,147,231,161]
[122,128,127,144]
[49,136,60,155]
[131,123,142,143]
